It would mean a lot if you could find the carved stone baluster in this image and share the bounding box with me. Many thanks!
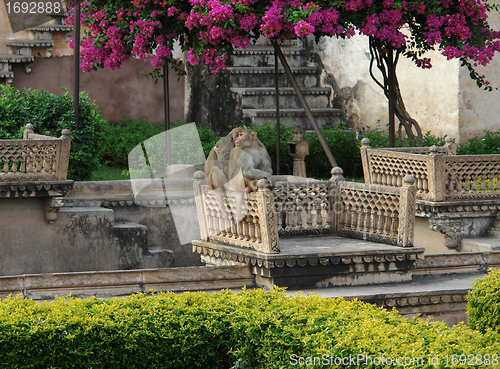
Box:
[480,173,486,191]
[489,175,495,192]
[472,174,478,192]
[243,218,250,241]
[3,158,9,174]
[11,155,18,174]
[20,153,26,173]
[306,202,314,230]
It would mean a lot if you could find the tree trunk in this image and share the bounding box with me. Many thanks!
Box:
[368,38,423,147]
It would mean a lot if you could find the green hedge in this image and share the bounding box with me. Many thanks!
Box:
[467,268,500,334]
[0,85,103,181]
[1,289,499,368]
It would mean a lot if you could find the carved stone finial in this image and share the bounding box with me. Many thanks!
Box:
[292,126,304,140]
[194,171,206,181]
[361,137,371,147]
[61,129,70,138]
[429,145,439,153]
[23,123,35,139]
[330,167,345,182]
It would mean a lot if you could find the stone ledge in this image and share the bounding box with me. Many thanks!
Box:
[0,180,73,197]
[0,265,255,300]
[193,236,425,289]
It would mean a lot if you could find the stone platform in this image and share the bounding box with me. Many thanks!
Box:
[193,235,425,289]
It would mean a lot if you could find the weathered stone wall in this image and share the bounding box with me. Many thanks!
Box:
[314,7,500,144]
[315,35,461,140]
[11,56,185,126]
[0,197,173,276]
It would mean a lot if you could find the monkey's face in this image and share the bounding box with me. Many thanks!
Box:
[234,129,256,147]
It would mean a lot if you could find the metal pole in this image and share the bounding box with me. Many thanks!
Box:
[164,64,171,165]
[274,47,280,175]
[272,41,338,169]
[388,47,396,148]
[73,0,80,130]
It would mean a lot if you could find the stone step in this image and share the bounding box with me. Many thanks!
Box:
[113,221,174,269]
[244,107,344,129]
[232,87,332,109]
[287,272,484,326]
[460,237,500,252]
[228,66,319,88]
[233,46,308,68]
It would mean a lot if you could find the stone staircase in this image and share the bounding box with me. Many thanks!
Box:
[0,12,71,85]
[230,38,343,129]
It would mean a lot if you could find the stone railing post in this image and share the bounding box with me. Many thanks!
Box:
[23,123,35,139]
[330,167,345,234]
[255,179,280,253]
[397,175,416,247]
[193,171,209,241]
[57,129,71,179]
[360,138,372,184]
[427,145,445,201]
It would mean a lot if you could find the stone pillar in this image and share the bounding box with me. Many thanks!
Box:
[427,145,446,201]
[360,138,372,184]
[397,175,416,247]
[255,179,280,253]
[287,126,309,177]
[193,171,209,241]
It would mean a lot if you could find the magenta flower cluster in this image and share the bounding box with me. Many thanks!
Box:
[72,0,500,77]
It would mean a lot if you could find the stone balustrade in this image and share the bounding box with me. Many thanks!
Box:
[193,167,417,253]
[0,123,73,223]
[0,123,71,181]
[360,137,500,202]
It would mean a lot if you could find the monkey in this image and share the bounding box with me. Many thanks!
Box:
[204,127,241,189]
[204,127,273,227]
[228,128,273,193]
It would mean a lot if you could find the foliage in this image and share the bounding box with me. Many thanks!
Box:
[467,268,500,334]
[71,0,500,89]
[303,124,361,179]
[363,122,445,149]
[97,117,164,167]
[0,85,102,181]
[0,289,499,368]
[457,130,500,155]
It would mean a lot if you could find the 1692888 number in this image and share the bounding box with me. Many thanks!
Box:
[5,2,61,14]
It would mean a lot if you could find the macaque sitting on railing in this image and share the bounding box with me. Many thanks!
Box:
[205,127,273,193]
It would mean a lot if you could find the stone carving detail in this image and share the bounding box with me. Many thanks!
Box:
[192,242,423,269]
[361,138,500,202]
[192,167,417,252]
[334,173,416,247]
[193,172,280,253]
[274,180,334,236]
[0,124,71,181]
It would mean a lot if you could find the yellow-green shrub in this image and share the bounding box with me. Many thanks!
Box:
[468,268,500,334]
[0,289,499,368]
